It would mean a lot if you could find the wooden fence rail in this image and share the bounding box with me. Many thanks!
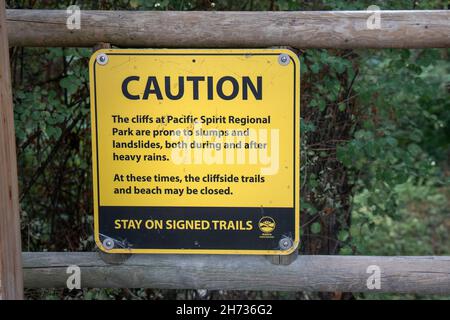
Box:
[23,252,450,294]
[7,10,450,48]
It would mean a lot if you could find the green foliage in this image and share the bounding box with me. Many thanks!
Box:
[351,179,449,256]
[336,48,449,231]
[12,47,93,251]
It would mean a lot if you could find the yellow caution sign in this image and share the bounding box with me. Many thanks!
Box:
[89,49,300,255]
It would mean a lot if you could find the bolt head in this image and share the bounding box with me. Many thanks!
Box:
[102,238,114,250]
[278,53,290,66]
[279,237,293,250]
[96,53,108,65]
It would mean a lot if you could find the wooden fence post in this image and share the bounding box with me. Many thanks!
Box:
[0,0,23,300]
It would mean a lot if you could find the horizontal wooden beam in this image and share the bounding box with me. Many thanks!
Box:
[6,10,450,48]
[23,252,450,293]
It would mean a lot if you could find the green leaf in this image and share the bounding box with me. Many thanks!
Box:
[311,222,321,234]
[318,99,326,112]
[338,230,349,242]
[301,200,317,215]
[407,143,422,156]
[310,63,320,74]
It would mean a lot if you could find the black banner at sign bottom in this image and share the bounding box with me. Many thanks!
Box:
[98,206,296,251]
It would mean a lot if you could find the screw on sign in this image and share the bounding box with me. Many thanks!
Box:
[96,53,108,65]
[102,238,115,250]
[278,53,290,66]
[279,237,293,250]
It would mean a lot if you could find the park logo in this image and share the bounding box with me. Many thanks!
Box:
[258,216,276,239]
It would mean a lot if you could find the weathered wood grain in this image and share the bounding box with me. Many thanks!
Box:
[6,10,450,48]
[23,252,450,294]
[0,0,23,300]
